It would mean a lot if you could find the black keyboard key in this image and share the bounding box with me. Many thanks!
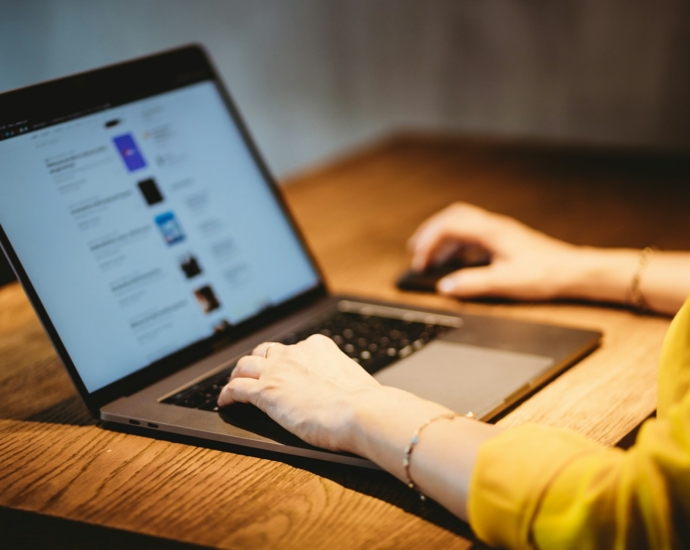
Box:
[176,393,208,408]
[199,398,220,412]
[162,391,188,405]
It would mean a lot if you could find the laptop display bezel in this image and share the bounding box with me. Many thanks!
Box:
[0,44,328,416]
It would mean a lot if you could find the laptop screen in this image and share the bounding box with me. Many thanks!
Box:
[0,79,319,392]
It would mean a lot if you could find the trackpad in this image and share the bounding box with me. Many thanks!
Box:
[374,340,554,418]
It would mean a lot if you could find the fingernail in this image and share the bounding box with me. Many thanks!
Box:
[438,278,454,293]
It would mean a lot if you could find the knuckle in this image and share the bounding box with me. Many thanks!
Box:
[283,343,298,356]
[421,219,443,239]
[306,333,327,343]
[234,357,249,374]
[225,378,241,397]
[450,201,469,214]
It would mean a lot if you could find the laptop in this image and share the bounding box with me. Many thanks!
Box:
[0,45,601,468]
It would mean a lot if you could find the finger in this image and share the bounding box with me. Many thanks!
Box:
[437,265,505,299]
[407,209,449,252]
[411,208,506,272]
[230,355,263,380]
[409,219,448,271]
[252,341,285,359]
[407,203,479,253]
[217,377,261,407]
[407,223,427,252]
[411,223,484,272]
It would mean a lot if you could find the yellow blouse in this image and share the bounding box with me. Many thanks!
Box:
[468,295,690,549]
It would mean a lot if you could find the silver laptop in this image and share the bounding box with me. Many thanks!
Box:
[0,45,601,468]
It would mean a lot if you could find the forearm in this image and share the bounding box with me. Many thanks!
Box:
[643,252,690,315]
[344,383,689,548]
[345,386,499,520]
[559,247,690,316]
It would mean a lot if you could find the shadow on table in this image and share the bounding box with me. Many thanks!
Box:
[103,399,653,549]
[0,506,209,550]
[20,394,486,546]
[25,395,96,426]
[22,312,647,549]
[424,292,646,315]
[26,391,649,549]
[22,394,479,544]
[23,392,479,542]
[105,421,487,546]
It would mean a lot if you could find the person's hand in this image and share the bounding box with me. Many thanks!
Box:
[408,202,583,301]
[217,335,382,452]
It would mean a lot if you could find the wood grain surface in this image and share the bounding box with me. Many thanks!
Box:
[1,135,689,548]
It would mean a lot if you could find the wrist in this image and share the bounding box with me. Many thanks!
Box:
[557,246,639,305]
[344,385,451,463]
[339,385,396,457]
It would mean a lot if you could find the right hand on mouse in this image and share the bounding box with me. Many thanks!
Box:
[407,202,584,301]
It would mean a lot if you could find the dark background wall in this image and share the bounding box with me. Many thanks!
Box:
[1,0,689,285]
[2,0,690,175]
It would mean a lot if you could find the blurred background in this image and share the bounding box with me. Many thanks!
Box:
[1,0,690,285]
[3,0,690,175]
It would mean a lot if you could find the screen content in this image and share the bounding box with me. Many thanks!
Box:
[0,81,319,392]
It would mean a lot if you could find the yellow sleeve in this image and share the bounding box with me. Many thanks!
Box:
[467,295,690,549]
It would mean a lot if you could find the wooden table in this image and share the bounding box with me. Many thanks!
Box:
[2,135,690,548]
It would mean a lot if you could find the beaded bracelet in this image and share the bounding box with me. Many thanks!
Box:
[629,246,657,313]
[403,411,475,500]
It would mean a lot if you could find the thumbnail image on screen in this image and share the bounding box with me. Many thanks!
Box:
[180,253,202,279]
[138,178,164,206]
[155,211,186,245]
[113,133,147,172]
[194,285,221,314]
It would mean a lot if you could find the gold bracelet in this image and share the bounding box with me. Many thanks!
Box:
[629,246,656,313]
[403,412,473,500]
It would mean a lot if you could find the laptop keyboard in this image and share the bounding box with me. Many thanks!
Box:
[162,311,449,413]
